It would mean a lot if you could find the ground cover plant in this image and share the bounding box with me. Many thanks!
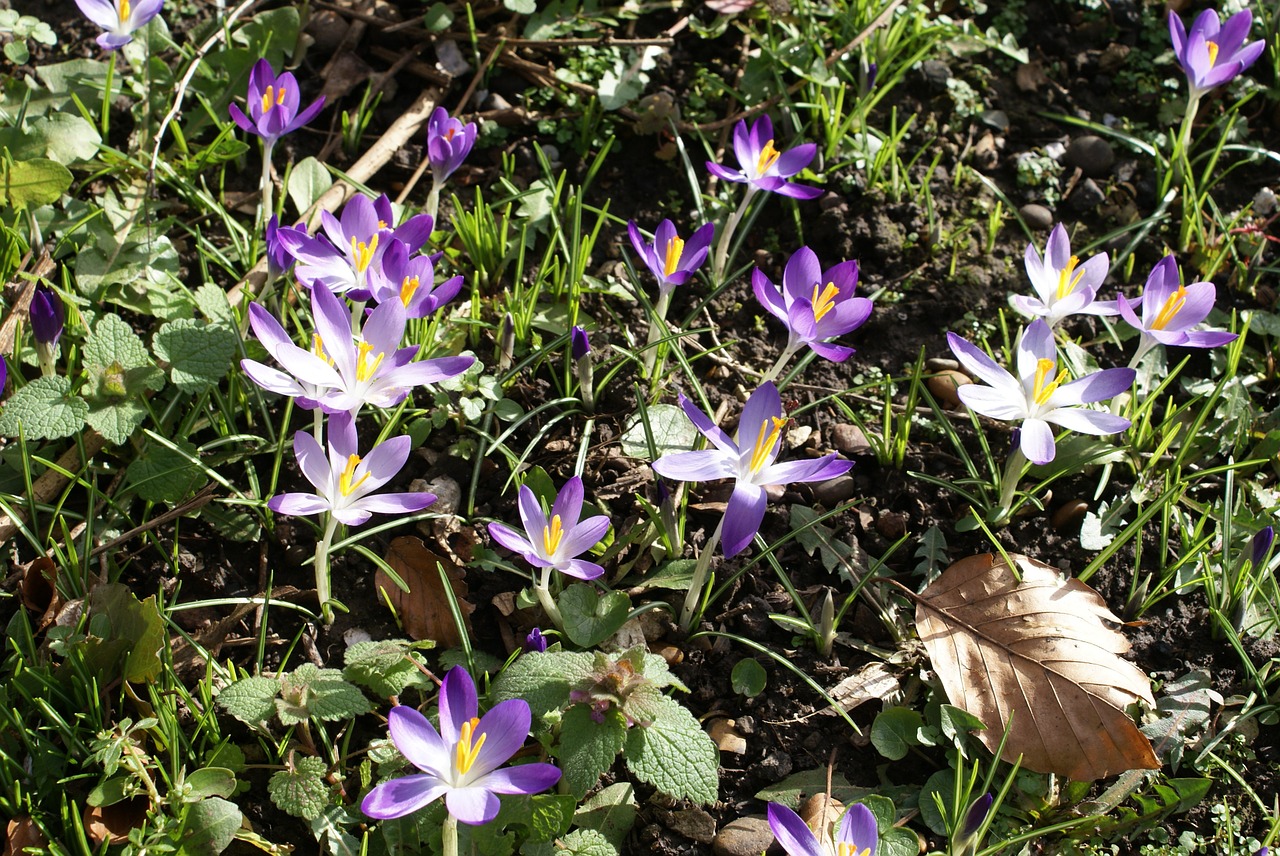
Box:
[1,0,1279,853]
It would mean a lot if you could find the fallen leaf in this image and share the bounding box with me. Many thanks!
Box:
[84,796,149,846]
[19,556,62,633]
[378,536,474,647]
[915,553,1159,781]
[5,816,47,855]
[819,661,901,716]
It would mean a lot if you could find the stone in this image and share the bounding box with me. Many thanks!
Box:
[980,109,1010,131]
[662,808,716,844]
[812,473,856,505]
[926,369,971,409]
[1068,177,1106,211]
[920,60,952,89]
[712,817,774,856]
[925,357,960,372]
[1052,499,1089,532]
[1064,135,1115,178]
[707,717,748,755]
[830,423,872,456]
[876,510,908,539]
[1019,203,1055,231]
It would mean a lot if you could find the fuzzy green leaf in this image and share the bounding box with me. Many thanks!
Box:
[217,676,281,725]
[526,794,578,843]
[287,156,333,217]
[126,439,206,503]
[557,705,627,798]
[82,313,164,443]
[574,783,637,848]
[193,283,235,325]
[0,374,86,439]
[556,828,617,856]
[0,156,72,208]
[268,755,329,821]
[153,318,239,394]
[492,650,594,718]
[277,664,371,724]
[620,403,697,460]
[343,639,431,698]
[559,584,630,648]
[179,796,241,856]
[625,694,718,804]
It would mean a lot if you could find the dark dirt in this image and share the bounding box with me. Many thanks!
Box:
[8,0,1280,853]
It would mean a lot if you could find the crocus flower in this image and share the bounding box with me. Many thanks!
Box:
[361,666,560,825]
[652,382,852,558]
[570,326,591,360]
[1012,224,1116,327]
[488,477,611,581]
[74,0,163,50]
[426,107,478,186]
[264,215,301,280]
[1252,527,1274,568]
[767,801,878,856]
[523,628,548,653]
[947,320,1135,465]
[269,411,435,526]
[367,240,462,318]
[1169,9,1265,97]
[241,301,340,410]
[706,115,822,200]
[31,285,65,377]
[752,246,872,363]
[229,59,326,143]
[627,220,716,296]
[1118,255,1237,365]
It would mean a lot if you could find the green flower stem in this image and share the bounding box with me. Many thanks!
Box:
[534,566,565,632]
[992,447,1028,527]
[1163,92,1202,197]
[425,178,442,226]
[711,186,758,285]
[679,517,723,632]
[101,51,116,139]
[642,289,673,379]
[315,513,338,625]
[442,813,459,856]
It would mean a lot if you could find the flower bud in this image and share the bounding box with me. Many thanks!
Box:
[1252,527,1274,569]
[30,286,63,348]
[570,325,591,360]
[524,627,547,653]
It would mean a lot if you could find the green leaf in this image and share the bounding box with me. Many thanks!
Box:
[311,807,362,856]
[287,156,333,216]
[0,374,87,439]
[625,694,718,804]
[556,705,627,798]
[276,664,371,724]
[268,755,329,821]
[0,156,72,209]
[870,706,923,761]
[556,827,617,856]
[343,639,432,698]
[75,209,192,319]
[526,794,577,843]
[559,584,631,648]
[0,113,101,163]
[625,558,695,592]
[153,318,239,394]
[620,403,698,459]
[85,399,148,445]
[938,704,985,744]
[731,658,767,698]
[179,796,242,856]
[82,313,164,443]
[754,769,855,808]
[185,767,237,800]
[127,439,206,503]
[574,783,637,848]
[217,676,281,725]
[879,827,920,856]
[4,41,28,65]
[917,769,953,836]
[504,0,537,13]
[493,650,594,718]
[81,583,165,683]
[193,283,235,325]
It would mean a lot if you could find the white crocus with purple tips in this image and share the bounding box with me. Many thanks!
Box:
[1012,224,1116,327]
[767,801,878,856]
[74,0,163,50]
[947,320,1135,466]
[488,477,610,582]
[1117,255,1238,368]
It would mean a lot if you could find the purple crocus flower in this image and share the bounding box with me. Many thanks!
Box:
[367,240,462,318]
[767,801,878,856]
[488,477,611,581]
[523,627,548,653]
[30,286,64,348]
[1118,255,1237,365]
[361,666,561,825]
[963,793,994,836]
[947,320,1135,465]
[1012,224,1116,327]
[1252,527,1274,568]
[74,0,163,50]
[627,220,716,296]
[241,300,340,411]
[229,59,326,143]
[570,326,591,360]
[752,246,872,363]
[426,107,478,186]
[652,382,852,558]
[1169,9,1265,97]
[706,115,821,200]
[264,215,301,280]
[269,411,435,526]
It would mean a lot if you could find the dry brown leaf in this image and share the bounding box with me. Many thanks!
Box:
[915,553,1158,781]
[819,661,901,717]
[20,557,62,633]
[379,536,474,647]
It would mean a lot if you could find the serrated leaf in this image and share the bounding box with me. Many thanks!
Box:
[557,705,627,798]
[268,755,329,821]
[492,650,594,718]
[755,769,856,808]
[193,283,235,324]
[84,313,160,375]
[74,209,191,319]
[287,157,333,217]
[179,796,241,856]
[343,639,429,698]
[0,157,72,208]
[127,438,206,503]
[153,318,239,393]
[0,374,87,439]
[574,783,637,847]
[555,829,616,856]
[526,794,577,843]
[620,403,698,459]
[625,694,718,804]
[0,113,101,163]
[277,664,371,724]
[559,584,631,648]
[217,676,281,725]
[85,400,148,445]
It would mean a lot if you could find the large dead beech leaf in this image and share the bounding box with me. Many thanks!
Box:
[915,553,1158,781]
[378,536,474,646]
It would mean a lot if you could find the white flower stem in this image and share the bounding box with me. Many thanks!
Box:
[425,176,442,226]
[1128,335,1157,371]
[534,566,565,632]
[312,408,324,444]
[992,448,1027,527]
[1165,92,1201,197]
[442,813,459,856]
[642,289,672,379]
[258,138,277,235]
[315,513,338,625]
[760,343,800,386]
[711,187,758,285]
[679,517,724,632]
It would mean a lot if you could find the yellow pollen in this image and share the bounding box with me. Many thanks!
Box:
[836,845,870,856]
[118,0,131,21]
[339,454,370,496]
[1055,255,1086,300]
[312,334,333,365]
[400,275,421,306]
[1032,358,1068,406]
[1151,283,1188,331]
[748,416,788,474]
[542,514,564,556]
[378,219,389,230]
[756,140,781,175]
[663,236,685,278]
[355,341,386,382]
[811,281,841,323]
[260,86,273,114]
[455,717,487,775]
[1206,41,1220,65]
[350,233,380,274]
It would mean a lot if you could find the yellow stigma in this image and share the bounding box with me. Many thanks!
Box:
[400,275,421,306]
[1206,41,1220,66]
[811,281,841,323]
[1032,358,1068,406]
[1151,283,1188,331]
[355,341,386,382]
[748,416,788,474]
[350,233,380,274]
[455,717,487,775]
[836,845,870,856]
[663,236,685,278]
[756,140,781,175]
[1054,255,1085,300]
[542,514,564,556]
[118,0,131,21]
[339,454,370,496]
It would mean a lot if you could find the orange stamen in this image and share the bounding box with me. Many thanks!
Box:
[663,236,685,278]
[400,275,420,306]
[349,233,380,274]
[1206,42,1220,66]
[756,140,781,175]
[118,0,131,21]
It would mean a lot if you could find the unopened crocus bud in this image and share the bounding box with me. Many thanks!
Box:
[0,354,7,396]
[264,215,297,280]
[570,325,591,360]
[498,313,515,371]
[818,589,836,658]
[656,477,682,555]
[1252,527,1274,568]
[1254,847,1269,856]
[31,285,63,377]
[570,325,595,413]
[524,627,547,653]
[951,792,994,856]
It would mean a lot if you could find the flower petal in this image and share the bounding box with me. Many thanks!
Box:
[678,394,738,456]
[445,787,500,825]
[555,515,610,561]
[468,699,532,778]
[838,803,879,856]
[767,803,826,856]
[758,455,852,486]
[557,558,606,580]
[361,774,447,820]
[551,477,584,529]
[516,484,548,546]
[1019,417,1056,465]
[488,522,537,558]
[438,667,478,744]
[268,492,330,517]
[388,706,450,773]
[651,450,736,482]
[1041,408,1131,436]
[957,385,1026,421]
[722,482,767,559]
[1047,367,1135,407]
[946,333,1019,393]
[477,763,561,796]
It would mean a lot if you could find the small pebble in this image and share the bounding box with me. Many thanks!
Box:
[980,109,1010,132]
[925,357,960,372]
[812,473,856,505]
[712,817,774,856]
[664,809,716,844]
[920,59,952,89]
[1019,203,1055,231]
[707,718,748,755]
[800,794,845,831]
[831,424,872,456]
[876,510,908,540]
[819,192,845,211]
[1064,135,1115,178]
[1069,177,1106,211]
[926,369,971,409]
